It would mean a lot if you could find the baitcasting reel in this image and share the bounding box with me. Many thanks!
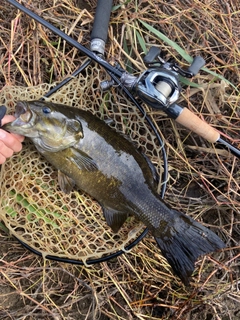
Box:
[102,46,205,119]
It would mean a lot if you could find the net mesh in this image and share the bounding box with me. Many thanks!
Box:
[0,64,164,263]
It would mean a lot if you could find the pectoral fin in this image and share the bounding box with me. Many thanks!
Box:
[69,148,98,171]
[58,170,75,193]
[103,207,128,233]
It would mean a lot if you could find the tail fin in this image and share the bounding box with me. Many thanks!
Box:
[154,210,225,285]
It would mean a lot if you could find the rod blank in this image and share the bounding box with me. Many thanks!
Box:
[217,137,240,158]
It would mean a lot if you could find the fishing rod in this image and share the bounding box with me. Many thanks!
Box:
[5,0,240,159]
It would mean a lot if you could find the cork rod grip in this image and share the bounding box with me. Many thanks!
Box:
[176,107,220,143]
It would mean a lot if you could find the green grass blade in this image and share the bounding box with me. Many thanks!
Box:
[179,76,201,88]
[112,0,131,11]
[136,30,147,54]
[201,67,238,91]
[0,222,9,234]
[139,19,192,63]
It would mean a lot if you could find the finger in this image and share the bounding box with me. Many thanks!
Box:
[1,115,16,125]
[0,153,6,165]
[1,115,25,142]
[0,129,23,153]
[12,133,25,143]
[0,140,14,158]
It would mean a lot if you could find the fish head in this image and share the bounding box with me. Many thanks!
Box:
[2,100,83,152]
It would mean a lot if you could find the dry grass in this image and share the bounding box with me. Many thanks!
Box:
[0,0,239,319]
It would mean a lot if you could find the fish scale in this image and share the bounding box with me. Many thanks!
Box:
[3,100,225,285]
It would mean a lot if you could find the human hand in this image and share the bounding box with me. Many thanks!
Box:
[0,107,25,164]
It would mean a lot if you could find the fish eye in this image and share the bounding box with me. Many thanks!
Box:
[42,107,51,114]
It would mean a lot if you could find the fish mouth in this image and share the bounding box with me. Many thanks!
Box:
[15,101,33,123]
[1,101,35,133]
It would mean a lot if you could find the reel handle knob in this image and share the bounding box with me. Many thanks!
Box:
[187,56,206,76]
[143,46,161,66]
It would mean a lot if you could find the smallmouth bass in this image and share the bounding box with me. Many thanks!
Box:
[3,100,225,284]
